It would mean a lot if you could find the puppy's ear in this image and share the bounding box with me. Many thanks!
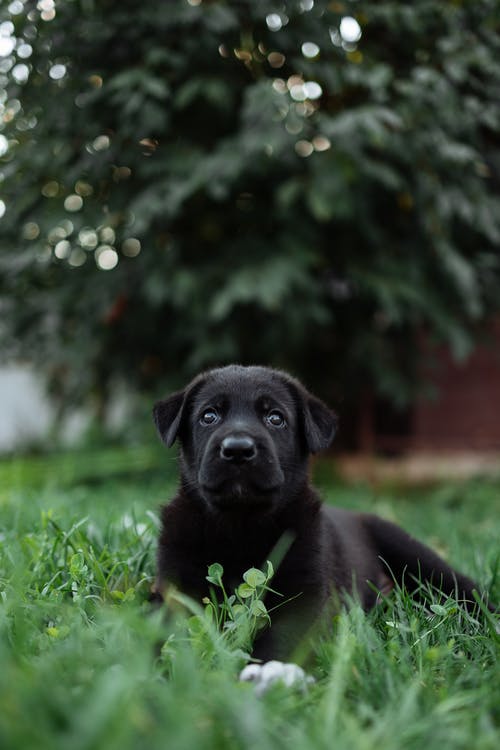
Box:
[282,372,338,454]
[303,394,338,454]
[153,390,186,448]
[153,375,206,447]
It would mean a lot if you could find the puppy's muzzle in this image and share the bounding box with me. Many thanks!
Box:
[220,434,257,463]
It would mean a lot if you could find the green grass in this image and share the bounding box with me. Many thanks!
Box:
[1,448,499,750]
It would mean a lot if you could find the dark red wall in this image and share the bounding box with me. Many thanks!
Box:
[364,319,500,453]
[413,324,500,450]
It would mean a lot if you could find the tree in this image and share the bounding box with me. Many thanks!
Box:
[1,0,500,424]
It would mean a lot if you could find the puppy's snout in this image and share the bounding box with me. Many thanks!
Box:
[220,435,257,463]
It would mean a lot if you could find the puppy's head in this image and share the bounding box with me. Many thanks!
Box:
[153,365,337,512]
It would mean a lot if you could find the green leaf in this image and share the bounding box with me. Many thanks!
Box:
[429,604,449,617]
[231,604,246,617]
[250,600,268,617]
[206,563,224,586]
[237,583,255,599]
[242,568,266,588]
[265,560,274,581]
[69,551,87,579]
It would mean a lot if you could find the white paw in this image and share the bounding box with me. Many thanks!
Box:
[239,660,315,696]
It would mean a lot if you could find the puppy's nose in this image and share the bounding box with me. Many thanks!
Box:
[220,435,257,463]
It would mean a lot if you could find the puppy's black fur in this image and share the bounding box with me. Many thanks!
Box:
[153,365,495,660]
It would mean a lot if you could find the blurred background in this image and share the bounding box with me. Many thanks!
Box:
[1,0,500,466]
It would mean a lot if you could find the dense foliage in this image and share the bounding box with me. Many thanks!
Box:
[1,0,500,415]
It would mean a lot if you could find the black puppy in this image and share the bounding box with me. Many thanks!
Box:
[153,365,495,660]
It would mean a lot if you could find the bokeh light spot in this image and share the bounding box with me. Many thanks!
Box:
[340,16,362,43]
[8,1,24,15]
[42,180,59,197]
[68,249,86,267]
[93,134,110,151]
[22,221,40,239]
[0,37,15,58]
[12,63,29,83]
[234,48,252,63]
[39,0,56,22]
[75,180,93,196]
[122,238,141,257]
[295,140,314,157]
[268,52,285,68]
[49,63,66,80]
[54,240,71,259]
[78,228,98,249]
[64,194,83,212]
[0,21,15,35]
[272,78,287,94]
[290,84,307,102]
[301,42,320,59]
[17,43,33,59]
[303,81,322,100]
[266,14,283,32]
[48,226,68,244]
[95,245,118,270]
[60,219,74,235]
[139,137,158,155]
[286,120,303,135]
[113,166,132,181]
[312,135,331,152]
[329,28,342,47]
[0,57,14,73]
[100,226,116,244]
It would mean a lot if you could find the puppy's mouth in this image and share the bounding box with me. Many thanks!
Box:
[200,477,281,511]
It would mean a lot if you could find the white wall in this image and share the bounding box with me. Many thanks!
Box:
[0,365,130,452]
[0,365,53,451]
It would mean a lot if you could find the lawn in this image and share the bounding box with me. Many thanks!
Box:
[0,447,499,750]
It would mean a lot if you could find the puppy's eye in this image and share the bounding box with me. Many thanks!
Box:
[265,410,285,428]
[200,409,219,426]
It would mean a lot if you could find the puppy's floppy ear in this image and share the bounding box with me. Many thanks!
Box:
[303,394,338,454]
[153,389,186,448]
[153,375,206,447]
[281,372,337,454]
[283,373,337,453]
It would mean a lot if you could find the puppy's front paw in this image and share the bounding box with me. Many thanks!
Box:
[239,660,315,696]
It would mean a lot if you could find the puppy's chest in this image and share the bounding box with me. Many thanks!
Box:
[202,526,274,584]
[199,520,323,597]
